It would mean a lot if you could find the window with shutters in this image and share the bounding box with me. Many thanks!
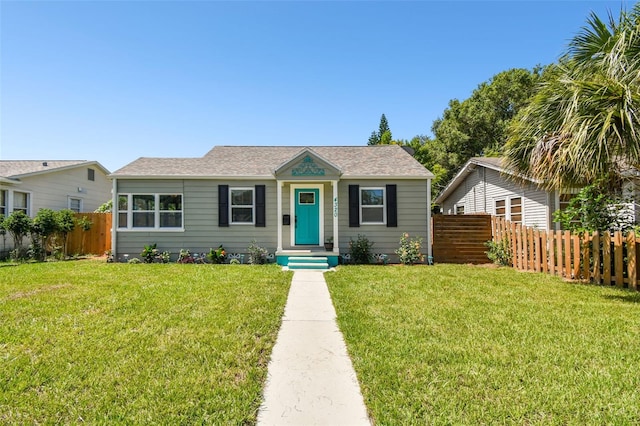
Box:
[230,188,254,224]
[360,187,386,224]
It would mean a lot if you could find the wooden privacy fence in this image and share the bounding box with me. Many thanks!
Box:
[66,213,112,255]
[492,216,639,291]
[433,214,493,264]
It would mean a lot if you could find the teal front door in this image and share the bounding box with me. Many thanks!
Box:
[295,188,320,245]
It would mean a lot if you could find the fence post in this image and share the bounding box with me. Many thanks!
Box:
[593,231,601,284]
[534,229,541,272]
[627,231,637,290]
[548,230,556,275]
[614,231,624,288]
[542,230,549,274]
[563,231,571,279]
[603,232,611,285]
[572,234,580,280]
[582,232,590,281]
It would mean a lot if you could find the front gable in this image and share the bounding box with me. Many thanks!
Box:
[273,148,342,180]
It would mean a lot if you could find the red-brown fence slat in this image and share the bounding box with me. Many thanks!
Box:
[627,232,637,290]
[603,232,612,285]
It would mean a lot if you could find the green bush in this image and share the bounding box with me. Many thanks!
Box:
[349,234,374,264]
[247,240,268,265]
[395,233,424,265]
[207,245,226,264]
[485,238,512,266]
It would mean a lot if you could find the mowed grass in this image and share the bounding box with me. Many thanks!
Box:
[0,261,291,424]
[326,265,640,425]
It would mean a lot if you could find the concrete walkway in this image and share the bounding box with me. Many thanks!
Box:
[257,270,371,426]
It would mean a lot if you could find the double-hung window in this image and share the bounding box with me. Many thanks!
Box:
[118,193,183,230]
[69,197,82,213]
[13,192,29,215]
[0,190,7,217]
[230,188,254,224]
[495,196,523,223]
[360,187,385,224]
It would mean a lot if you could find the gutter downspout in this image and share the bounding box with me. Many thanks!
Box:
[427,178,432,261]
[111,178,117,260]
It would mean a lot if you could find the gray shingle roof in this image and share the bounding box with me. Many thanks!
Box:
[111,145,434,179]
[0,160,108,179]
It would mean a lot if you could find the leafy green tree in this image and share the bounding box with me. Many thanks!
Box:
[553,180,634,233]
[56,209,76,258]
[94,200,112,213]
[33,208,58,261]
[505,5,640,189]
[430,68,542,192]
[368,114,392,145]
[4,211,32,259]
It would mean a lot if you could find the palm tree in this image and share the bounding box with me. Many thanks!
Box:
[505,4,640,190]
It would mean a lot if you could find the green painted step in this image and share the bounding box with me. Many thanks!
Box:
[287,256,330,270]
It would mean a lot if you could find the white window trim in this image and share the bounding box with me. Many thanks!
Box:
[230,187,255,225]
[1,189,33,217]
[360,187,386,225]
[68,196,83,213]
[117,193,184,231]
[454,203,465,215]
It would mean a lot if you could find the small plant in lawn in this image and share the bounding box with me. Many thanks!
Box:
[485,238,512,266]
[395,232,424,265]
[207,245,227,264]
[141,243,160,263]
[128,257,141,264]
[349,234,374,264]
[229,258,241,265]
[247,240,268,264]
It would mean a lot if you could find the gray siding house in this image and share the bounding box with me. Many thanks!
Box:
[110,145,434,265]
[435,157,557,230]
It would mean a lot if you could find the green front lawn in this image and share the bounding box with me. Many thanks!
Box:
[326,265,640,425]
[0,261,291,424]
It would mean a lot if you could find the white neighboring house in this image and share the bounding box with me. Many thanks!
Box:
[435,157,640,231]
[0,160,111,252]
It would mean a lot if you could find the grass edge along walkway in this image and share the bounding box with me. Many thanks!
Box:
[326,264,640,425]
[0,261,292,424]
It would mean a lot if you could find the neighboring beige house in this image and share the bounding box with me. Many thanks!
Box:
[0,160,111,256]
[0,160,111,217]
[110,145,434,266]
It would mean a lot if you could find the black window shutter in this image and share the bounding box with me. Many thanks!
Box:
[218,185,229,227]
[255,185,266,227]
[349,184,360,227]
[386,184,397,227]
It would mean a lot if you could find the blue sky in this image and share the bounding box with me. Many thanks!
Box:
[0,1,627,173]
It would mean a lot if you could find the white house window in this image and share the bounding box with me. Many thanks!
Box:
[117,193,183,230]
[230,188,254,224]
[0,190,7,217]
[455,204,465,215]
[69,197,82,213]
[360,187,385,224]
[510,197,523,223]
[88,168,95,181]
[133,194,155,227]
[495,197,523,223]
[495,199,506,218]
[13,191,29,215]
